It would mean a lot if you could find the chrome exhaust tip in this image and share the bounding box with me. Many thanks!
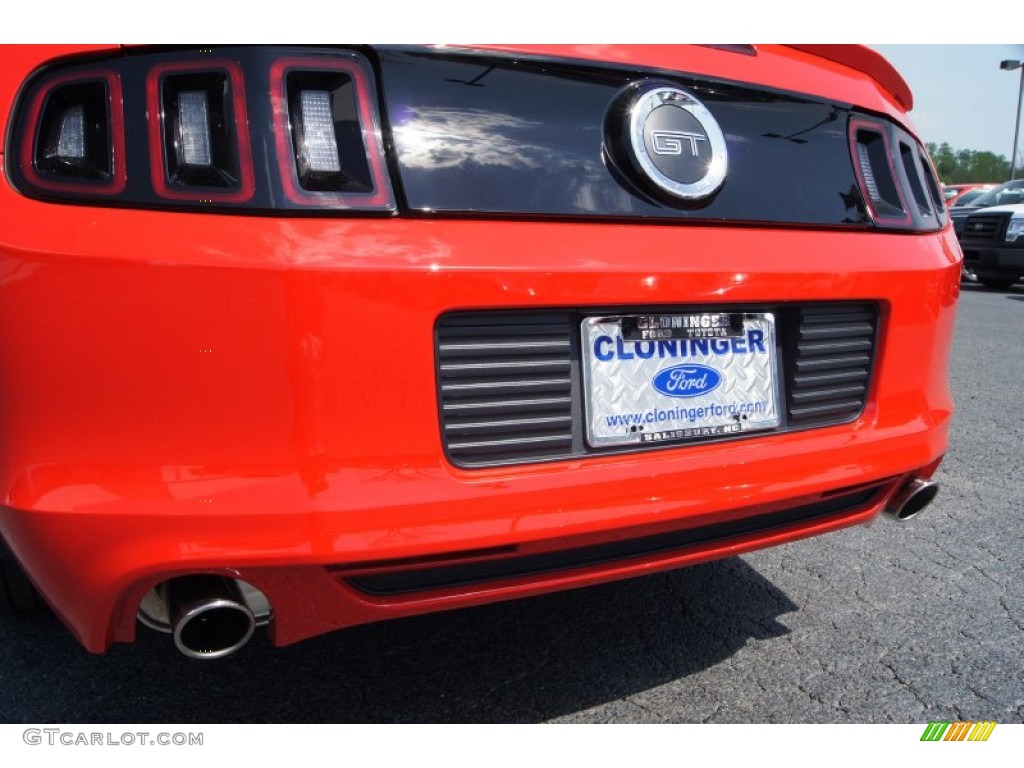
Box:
[167,575,256,660]
[884,478,939,522]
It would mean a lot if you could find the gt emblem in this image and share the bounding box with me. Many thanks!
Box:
[651,130,707,156]
[625,84,728,201]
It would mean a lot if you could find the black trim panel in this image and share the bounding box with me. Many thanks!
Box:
[348,486,881,595]
[436,302,879,468]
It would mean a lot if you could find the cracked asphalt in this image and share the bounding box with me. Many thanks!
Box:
[0,284,1021,723]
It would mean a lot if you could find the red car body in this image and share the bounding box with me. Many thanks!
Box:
[0,45,959,656]
[944,183,996,208]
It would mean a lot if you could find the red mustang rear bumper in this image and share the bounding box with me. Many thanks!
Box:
[0,188,959,651]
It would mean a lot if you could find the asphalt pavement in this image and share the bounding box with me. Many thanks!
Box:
[0,283,1021,723]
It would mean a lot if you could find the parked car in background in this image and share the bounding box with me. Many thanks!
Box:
[944,183,995,208]
[950,179,1024,238]
[0,44,958,659]
[958,203,1024,289]
[943,184,968,202]
[951,180,1024,281]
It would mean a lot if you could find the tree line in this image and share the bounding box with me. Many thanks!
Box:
[926,142,1013,184]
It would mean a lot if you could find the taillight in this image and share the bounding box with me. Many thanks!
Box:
[849,119,909,224]
[7,47,395,214]
[848,116,945,231]
[16,68,126,195]
[269,54,392,208]
[147,59,255,203]
[917,147,948,227]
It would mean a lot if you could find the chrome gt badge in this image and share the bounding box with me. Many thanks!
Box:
[627,85,728,201]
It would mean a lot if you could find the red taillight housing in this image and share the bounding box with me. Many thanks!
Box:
[270,55,392,209]
[916,147,948,227]
[147,59,255,203]
[848,116,946,231]
[849,118,910,225]
[6,47,395,215]
[16,68,126,196]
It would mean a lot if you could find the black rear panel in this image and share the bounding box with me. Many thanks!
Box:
[8,46,940,229]
[380,47,868,226]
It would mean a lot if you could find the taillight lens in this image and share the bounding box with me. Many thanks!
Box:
[270,54,393,208]
[917,147,948,227]
[16,68,126,195]
[849,119,908,224]
[147,59,255,203]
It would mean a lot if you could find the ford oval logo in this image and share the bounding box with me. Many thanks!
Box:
[652,364,722,398]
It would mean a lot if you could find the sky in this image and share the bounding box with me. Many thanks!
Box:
[872,45,1024,160]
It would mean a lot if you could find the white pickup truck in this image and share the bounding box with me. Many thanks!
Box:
[959,203,1024,289]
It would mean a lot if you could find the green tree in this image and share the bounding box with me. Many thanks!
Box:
[927,142,957,181]
[925,142,1009,184]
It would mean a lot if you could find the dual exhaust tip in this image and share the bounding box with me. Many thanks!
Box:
[138,575,268,660]
[168,576,256,660]
[884,477,939,522]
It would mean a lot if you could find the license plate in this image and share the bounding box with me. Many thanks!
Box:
[582,313,780,447]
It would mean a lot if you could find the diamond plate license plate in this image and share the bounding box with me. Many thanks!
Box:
[582,313,780,447]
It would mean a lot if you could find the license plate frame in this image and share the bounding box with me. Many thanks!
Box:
[581,312,781,448]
